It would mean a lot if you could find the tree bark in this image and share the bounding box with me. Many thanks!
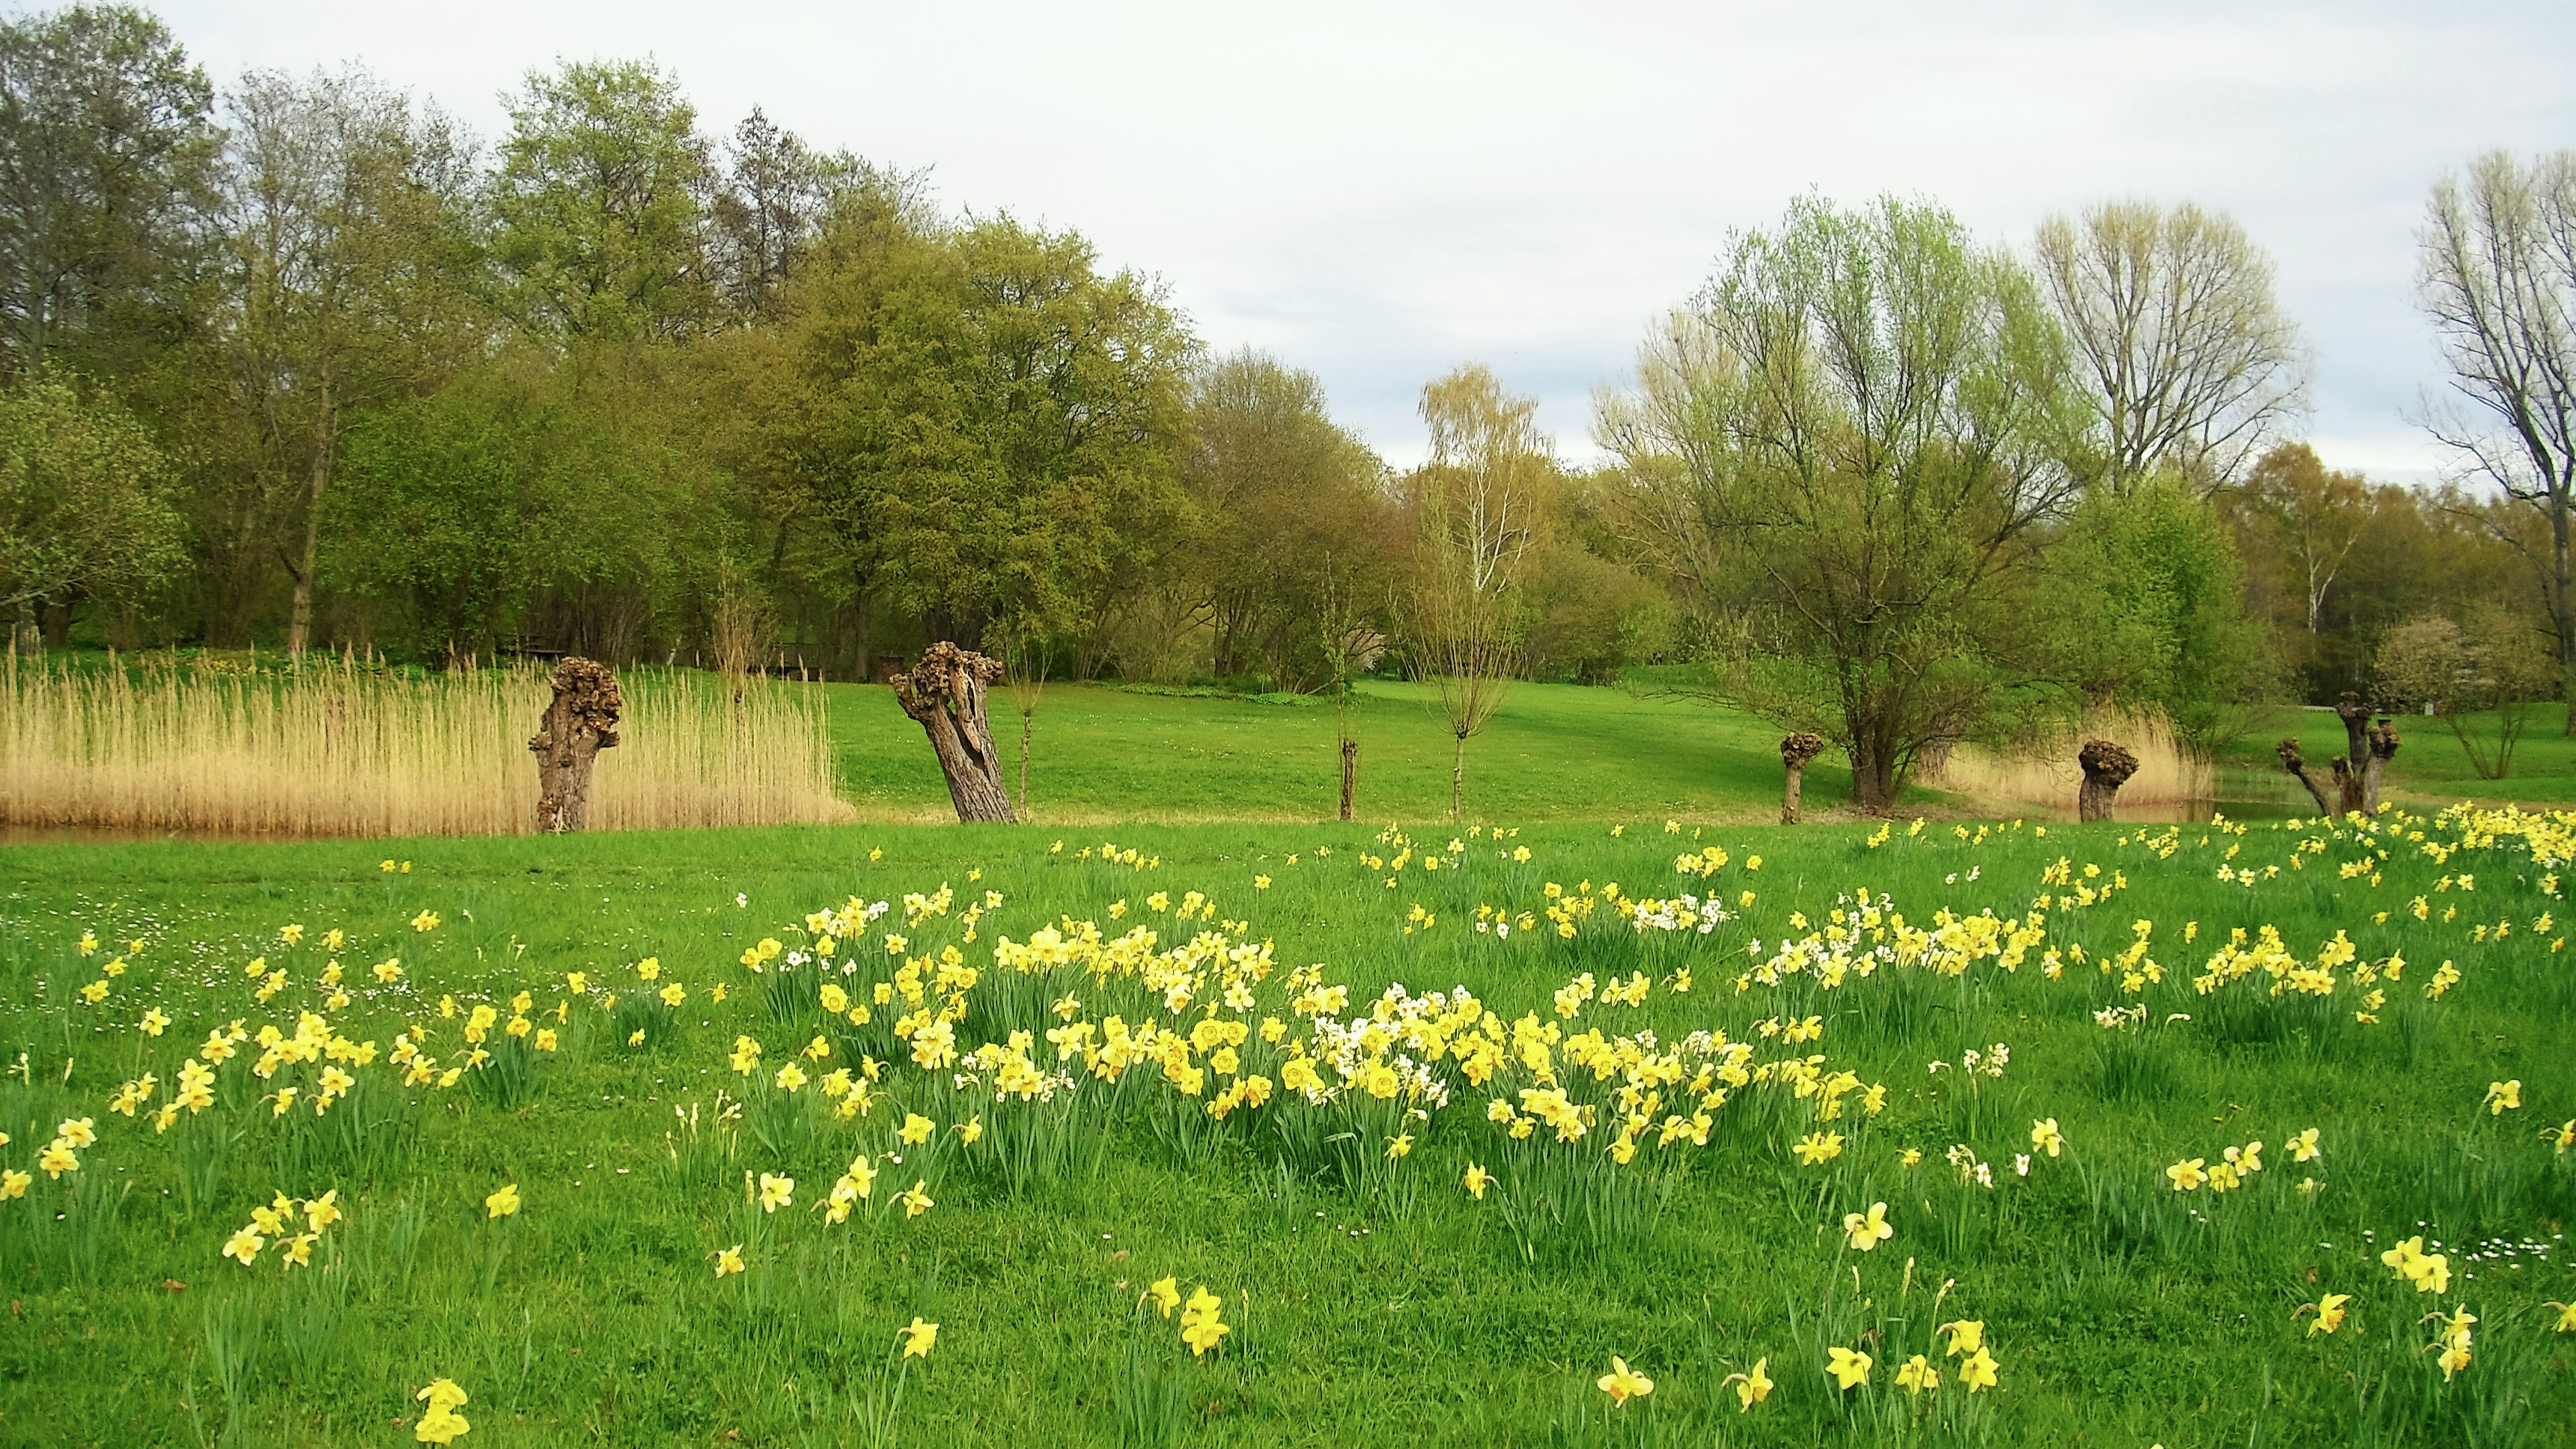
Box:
[1339,736,1357,821]
[2076,739,2139,823]
[2275,738,2335,816]
[1452,732,1467,823]
[1780,732,1826,824]
[2335,692,2371,777]
[286,395,334,657]
[529,657,622,833]
[893,642,1016,824]
[2360,717,2399,814]
[1017,706,1033,818]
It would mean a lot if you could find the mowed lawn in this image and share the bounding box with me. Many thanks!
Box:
[826,674,2576,824]
[827,679,1845,823]
[1,810,2570,1446]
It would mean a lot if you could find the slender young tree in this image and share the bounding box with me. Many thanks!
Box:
[1407,365,1550,821]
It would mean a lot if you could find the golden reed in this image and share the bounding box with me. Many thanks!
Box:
[1,649,852,837]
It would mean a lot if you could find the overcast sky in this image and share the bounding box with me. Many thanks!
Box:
[150,0,2576,475]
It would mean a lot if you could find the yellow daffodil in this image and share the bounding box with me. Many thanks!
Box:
[1146,1275,1181,1316]
[898,1113,934,1145]
[1940,1319,1983,1357]
[2485,1079,2521,1114]
[413,1379,469,1445]
[2167,1158,2208,1191]
[901,1317,938,1359]
[1958,1345,2000,1392]
[1793,1131,1845,1165]
[0,1169,27,1200]
[1896,1354,1940,1394]
[2290,1128,2321,1162]
[1596,1356,1654,1406]
[1843,1200,1894,1252]
[2381,1236,2452,1294]
[1463,1162,1491,1200]
[758,1173,794,1212]
[2030,1117,2063,1158]
[899,1179,934,1219]
[1724,1356,1773,1410]
[1179,1285,1230,1356]
[2306,1293,2350,1334]
[484,1184,520,1219]
[1827,1346,1872,1391]
[223,1227,264,1265]
[711,1245,745,1277]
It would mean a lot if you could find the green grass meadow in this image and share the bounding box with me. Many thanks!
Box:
[826,676,2576,824]
[2,805,2572,1447]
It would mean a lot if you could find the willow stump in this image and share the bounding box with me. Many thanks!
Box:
[1779,732,1827,824]
[895,642,1017,824]
[2075,739,2139,822]
[529,657,622,833]
[1339,737,1359,821]
[2360,717,2400,813]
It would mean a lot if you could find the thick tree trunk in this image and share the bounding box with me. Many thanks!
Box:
[529,657,623,833]
[1339,736,1357,821]
[2076,739,2139,823]
[2335,692,2371,775]
[2276,738,2335,816]
[1779,732,1826,824]
[10,598,37,654]
[894,642,1016,824]
[2360,718,2399,814]
[1848,735,1896,814]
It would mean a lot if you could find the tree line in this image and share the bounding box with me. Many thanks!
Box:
[3,4,2570,804]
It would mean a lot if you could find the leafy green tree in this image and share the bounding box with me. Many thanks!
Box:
[1184,348,1391,688]
[779,206,1196,654]
[205,65,487,651]
[0,371,183,646]
[2025,473,2270,754]
[1595,195,2084,809]
[492,59,712,341]
[326,347,739,662]
[0,3,220,377]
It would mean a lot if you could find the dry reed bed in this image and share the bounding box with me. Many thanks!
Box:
[1,654,853,837]
[1924,708,2281,818]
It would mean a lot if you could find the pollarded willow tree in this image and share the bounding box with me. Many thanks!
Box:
[1595,195,2085,811]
